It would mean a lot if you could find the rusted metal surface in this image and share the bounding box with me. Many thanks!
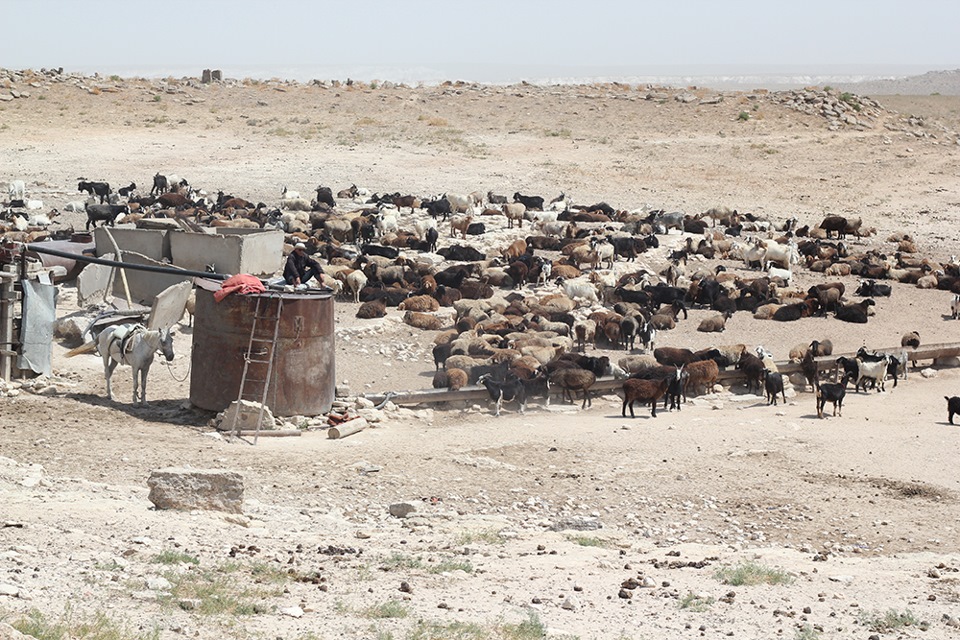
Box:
[22,237,96,282]
[189,279,335,416]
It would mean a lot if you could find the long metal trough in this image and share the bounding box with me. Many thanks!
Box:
[365,342,960,406]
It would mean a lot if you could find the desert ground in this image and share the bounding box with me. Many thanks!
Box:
[2,69,960,640]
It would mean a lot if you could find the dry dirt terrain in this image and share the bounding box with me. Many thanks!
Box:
[2,70,960,640]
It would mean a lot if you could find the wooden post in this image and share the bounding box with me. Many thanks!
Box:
[328,417,369,439]
[0,266,15,382]
[101,228,133,307]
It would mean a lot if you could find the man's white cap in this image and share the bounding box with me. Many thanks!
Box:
[295,242,306,250]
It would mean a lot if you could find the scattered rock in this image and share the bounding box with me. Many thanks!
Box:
[280,605,304,618]
[389,502,417,518]
[0,584,20,597]
[561,596,580,611]
[921,368,937,379]
[550,516,601,532]
[147,468,244,514]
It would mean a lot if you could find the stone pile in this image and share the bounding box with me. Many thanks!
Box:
[771,88,883,130]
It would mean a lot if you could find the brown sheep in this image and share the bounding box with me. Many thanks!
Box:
[753,303,782,320]
[824,262,852,277]
[446,368,468,391]
[501,238,528,261]
[398,294,441,312]
[404,311,443,331]
[549,368,596,408]
[683,360,720,398]
[432,370,449,389]
[551,263,582,279]
[501,202,526,228]
[356,299,387,319]
[901,330,920,351]
[697,311,730,333]
[622,377,670,418]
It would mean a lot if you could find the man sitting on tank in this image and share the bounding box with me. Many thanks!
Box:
[284,243,322,287]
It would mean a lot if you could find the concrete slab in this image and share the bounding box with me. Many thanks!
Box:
[95,226,169,262]
[77,251,114,307]
[148,280,193,331]
[112,252,192,305]
[168,229,283,276]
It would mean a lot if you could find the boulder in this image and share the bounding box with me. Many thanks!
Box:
[147,468,244,514]
[214,400,275,432]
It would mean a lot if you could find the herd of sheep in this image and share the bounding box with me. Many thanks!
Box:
[4,175,960,422]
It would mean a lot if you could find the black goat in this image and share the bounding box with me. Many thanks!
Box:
[816,376,849,418]
[664,365,687,411]
[855,279,892,297]
[314,186,336,208]
[117,182,137,198]
[422,197,452,221]
[78,179,111,204]
[151,173,168,195]
[437,245,485,262]
[361,244,400,260]
[946,396,960,425]
[477,373,526,416]
[513,192,544,211]
[764,370,786,405]
[835,299,874,323]
[85,203,129,230]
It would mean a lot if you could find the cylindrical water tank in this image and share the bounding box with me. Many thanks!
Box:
[189,280,335,416]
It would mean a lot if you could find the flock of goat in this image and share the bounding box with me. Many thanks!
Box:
[4,174,960,422]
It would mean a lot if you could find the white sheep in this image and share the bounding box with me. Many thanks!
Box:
[25,199,44,210]
[344,269,368,304]
[64,200,88,212]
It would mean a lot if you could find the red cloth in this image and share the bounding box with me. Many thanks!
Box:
[213,274,266,302]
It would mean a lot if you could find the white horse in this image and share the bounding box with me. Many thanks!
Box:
[97,323,175,405]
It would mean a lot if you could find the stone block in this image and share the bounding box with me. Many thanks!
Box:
[147,468,243,513]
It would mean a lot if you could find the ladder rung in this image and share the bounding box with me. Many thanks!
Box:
[250,338,276,343]
[245,359,271,364]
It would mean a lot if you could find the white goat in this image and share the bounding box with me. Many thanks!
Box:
[445,193,472,213]
[376,211,399,236]
[766,264,793,285]
[762,240,800,270]
[281,186,301,200]
[952,294,960,319]
[558,277,599,304]
[8,180,25,201]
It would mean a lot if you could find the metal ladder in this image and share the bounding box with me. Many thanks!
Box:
[231,294,283,444]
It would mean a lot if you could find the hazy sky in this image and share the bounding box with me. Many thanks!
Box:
[5,0,958,76]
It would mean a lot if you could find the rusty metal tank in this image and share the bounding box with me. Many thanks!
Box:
[189,279,335,416]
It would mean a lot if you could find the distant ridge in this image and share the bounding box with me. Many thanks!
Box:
[838,69,960,96]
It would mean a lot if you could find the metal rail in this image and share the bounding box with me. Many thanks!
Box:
[24,244,232,280]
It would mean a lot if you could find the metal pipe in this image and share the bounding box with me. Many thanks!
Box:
[24,244,232,280]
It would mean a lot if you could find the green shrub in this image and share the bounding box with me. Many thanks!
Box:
[714,560,793,586]
[737,111,750,121]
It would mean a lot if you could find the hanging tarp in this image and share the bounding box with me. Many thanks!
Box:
[18,279,55,376]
